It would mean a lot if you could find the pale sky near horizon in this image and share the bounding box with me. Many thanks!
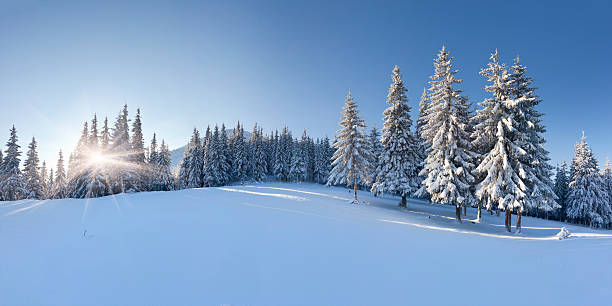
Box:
[0,0,610,170]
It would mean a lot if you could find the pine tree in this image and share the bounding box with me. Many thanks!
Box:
[54,150,67,198]
[251,124,268,182]
[371,66,420,207]
[131,108,145,163]
[219,124,231,185]
[566,132,611,228]
[274,127,292,181]
[90,114,99,148]
[603,158,612,224]
[178,128,204,188]
[509,56,559,220]
[47,168,54,199]
[23,137,43,199]
[553,161,570,221]
[40,161,48,199]
[0,126,25,201]
[473,50,532,232]
[289,139,306,182]
[418,46,477,222]
[366,126,383,188]
[101,117,111,151]
[230,122,248,182]
[327,91,372,202]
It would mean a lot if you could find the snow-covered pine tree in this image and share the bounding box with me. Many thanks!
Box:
[289,139,306,182]
[371,66,420,207]
[204,125,229,187]
[131,109,145,163]
[47,168,54,199]
[366,126,383,189]
[603,158,612,223]
[157,140,175,191]
[53,150,67,198]
[109,105,131,193]
[90,114,99,147]
[414,88,430,200]
[219,124,231,185]
[101,117,110,151]
[473,50,531,232]
[553,161,570,221]
[230,122,249,183]
[0,126,25,201]
[509,57,559,219]
[566,132,611,228]
[418,46,477,222]
[23,137,43,199]
[40,161,48,199]
[274,127,292,181]
[178,128,204,189]
[251,124,268,182]
[327,91,372,202]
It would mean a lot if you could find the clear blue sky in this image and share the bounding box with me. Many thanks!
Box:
[0,0,610,169]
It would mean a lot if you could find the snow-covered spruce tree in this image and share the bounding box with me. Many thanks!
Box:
[313,137,332,184]
[0,126,25,201]
[509,57,559,218]
[39,161,48,199]
[251,124,268,182]
[230,122,249,183]
[47,168,54,199]
[289,139,306,182]
[418,46,477,222]
[108,105,131,194]
[414,88,430,199]
[53,150,67,198]
[178,128,204,189]
[204,125,229,187]
[125,108,147,192]
[157,140,175,191]
[274,127,292,181]
[371,66,420,207]
[327,91,372,202]
[367,126,383,189]
[67,122,94,198]
[566,133,611,228]
[23,137,43,199]
[100,117,111,151]
[553,161,570,221]
[219,124,231,185]
[603,158,612,221]
[472,50,531,232]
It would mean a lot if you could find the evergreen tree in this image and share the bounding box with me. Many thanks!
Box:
[230,122,249,182]
[47,168,54,199]
[327,91,372,202]
[371,66,420,207]
[251,124,268,182]
[131,108,145,163]
[418,46,477,222]
[603,158,612,223]
[274,127,292,181]
[90,114,99,148]
[40,161,48,199]
[367,126,383,188]
[23,137,43,199]
[178,128,204,188]
[54,150,67,198]
[0,126,25,201]
[509,56,559,218]
[473,50,532,232]
[553,161,570,221]
[101,117,111,151]
[153,139,175,191]
[566,132,611,228]
[289,139,306,182]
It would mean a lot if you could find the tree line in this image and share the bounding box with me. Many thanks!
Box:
[0,47,610,231]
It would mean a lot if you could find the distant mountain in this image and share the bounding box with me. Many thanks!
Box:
[170,129,252,170]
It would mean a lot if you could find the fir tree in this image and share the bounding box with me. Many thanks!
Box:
[131,108,145,163]
[101,117,111,151]
[371,66,420,207]
[509,56,559,219]
[553,161,570,221]
[327,91,372,202]
[417,47,477,222]
[178,128,204,188]
[23,137,43,199]
[251,124,268,182]
[474,50,535,231]
[367,126,383,188]
[40,161,48,199]
[90,114,99,148]
[0,126,25,201]
[289,139,306,182]
[54,150,67,198]
[566,132,611,228]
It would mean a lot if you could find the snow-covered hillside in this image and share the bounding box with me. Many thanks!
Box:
[1,183,611,306]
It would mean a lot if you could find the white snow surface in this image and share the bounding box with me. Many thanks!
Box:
[1,183,611,305]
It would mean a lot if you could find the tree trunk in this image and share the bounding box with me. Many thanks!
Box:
[463,205,467,217]
[456,205,462,223]
[400,195,407,207]
[505,207,511,232]
[353,177,357,202]
[477,202,482,221]
[516,210,522,233]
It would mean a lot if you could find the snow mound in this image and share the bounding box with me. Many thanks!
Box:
[557,227,571,240]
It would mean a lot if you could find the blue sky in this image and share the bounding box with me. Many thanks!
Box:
[0,0,610,168]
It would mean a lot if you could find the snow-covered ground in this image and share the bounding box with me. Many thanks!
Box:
[1,183,611,306]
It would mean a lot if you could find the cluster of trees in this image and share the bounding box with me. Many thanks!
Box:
[177,122,335,188]
[0,105,175,201]
[1,47,611,231]
[325,47,608,232]
[553,133,612,228]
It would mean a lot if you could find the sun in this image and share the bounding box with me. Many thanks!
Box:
[87,151,111,166]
